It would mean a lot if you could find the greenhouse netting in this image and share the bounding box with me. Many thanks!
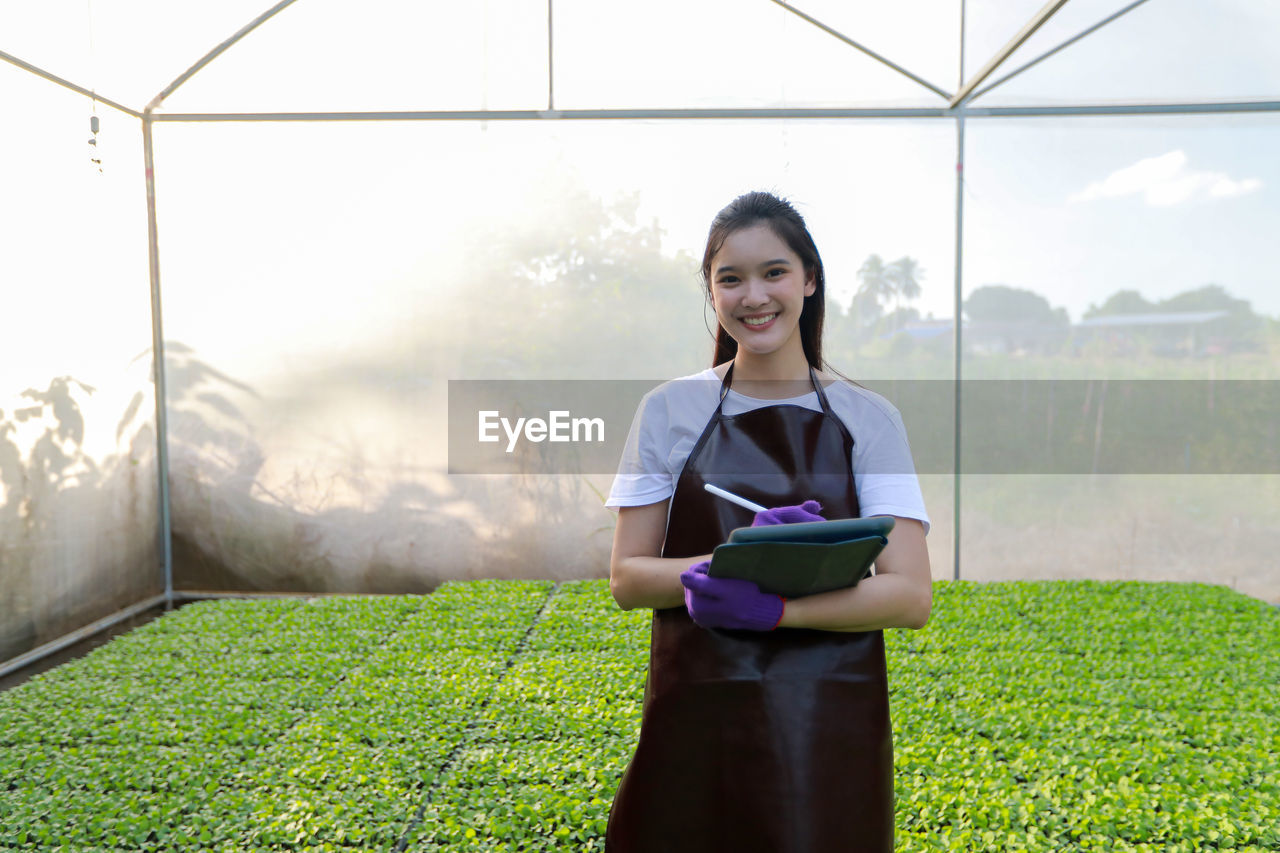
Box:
[3,0,1278,674]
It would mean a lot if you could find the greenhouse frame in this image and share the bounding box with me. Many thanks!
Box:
[3,0,1278,680]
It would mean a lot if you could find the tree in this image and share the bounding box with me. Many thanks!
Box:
[885,256,925,331]
[850,285,884,331]
[1083,284,1263,353]
[963,285,1070,354]
[435,182,709,379]
[1159,284,1264,351]
[1083,289,1155,319]
[852,254,893,338]
[1159,283,1255,319]
[963,285,1060,324]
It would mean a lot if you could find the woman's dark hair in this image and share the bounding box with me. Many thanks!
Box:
[701,191,827,369]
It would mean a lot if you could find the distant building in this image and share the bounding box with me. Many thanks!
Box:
[1073,310,1231,356]
[885,319,953,341]
[880,318,1063,355]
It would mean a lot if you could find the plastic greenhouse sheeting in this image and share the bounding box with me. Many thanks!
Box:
[0,59,159,666]
[2,0,1279,675]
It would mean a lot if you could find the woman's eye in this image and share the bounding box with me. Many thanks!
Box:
[767,268,786,277]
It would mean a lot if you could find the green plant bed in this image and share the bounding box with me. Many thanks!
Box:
[1,578,1276,851]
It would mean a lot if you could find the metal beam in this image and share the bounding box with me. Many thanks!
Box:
[953,113,965,583]
[146,0,301,112]
[172,590,410,601]
[951,0,1070,108]
[0,589,403,682]
[149,107,950,121]
[144,100,1280,123]
[0,49,140,117]
[770,0,952,101]
[956,0,965,585]
[547,0,555,111]
[0,594,167,680]
[969,0,1156,103]
[136,0,291,617]
[961,101,1280,116]
[142,118,175,612]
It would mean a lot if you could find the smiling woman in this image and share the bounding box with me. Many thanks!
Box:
[603,191,933,852]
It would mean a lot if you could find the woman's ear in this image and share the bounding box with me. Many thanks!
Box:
[804,269,817,298]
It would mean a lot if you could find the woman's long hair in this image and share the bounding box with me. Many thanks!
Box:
[700,191,827,370]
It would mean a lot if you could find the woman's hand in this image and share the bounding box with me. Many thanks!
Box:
[680,561,786,631]
[752,500,824,527]
[777,516,932,632]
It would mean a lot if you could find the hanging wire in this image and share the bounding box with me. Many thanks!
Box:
[480,0,489,131]
[86,0,102,172]
[780,5,790,174]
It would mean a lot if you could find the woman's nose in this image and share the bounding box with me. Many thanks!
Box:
[742,277,769,305]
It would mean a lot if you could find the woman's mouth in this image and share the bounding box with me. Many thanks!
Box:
[740,312,778,331]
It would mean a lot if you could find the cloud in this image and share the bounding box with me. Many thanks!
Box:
[1068,150,1263,207]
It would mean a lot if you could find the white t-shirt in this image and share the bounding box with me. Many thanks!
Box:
[606,368,931,535]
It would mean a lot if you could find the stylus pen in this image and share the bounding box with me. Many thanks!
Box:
[703,483,768,514]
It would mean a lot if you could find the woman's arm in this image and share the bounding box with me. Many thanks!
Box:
[777,516,932,632]
[609,500,712,611]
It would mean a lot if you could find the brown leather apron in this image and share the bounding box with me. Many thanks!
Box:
[605,363,894,853]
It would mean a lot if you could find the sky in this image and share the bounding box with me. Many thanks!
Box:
[3,0,1279,397]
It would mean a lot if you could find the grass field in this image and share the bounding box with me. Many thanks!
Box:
[1,579,1277,851]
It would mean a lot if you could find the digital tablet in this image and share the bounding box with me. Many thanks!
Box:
[708,536,888,599]
[707,518,895,599]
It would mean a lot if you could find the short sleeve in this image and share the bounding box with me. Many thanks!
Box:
[605,389,675,510]
[843,389,932,536]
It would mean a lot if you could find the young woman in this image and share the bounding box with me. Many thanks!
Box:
[603,191,932,852]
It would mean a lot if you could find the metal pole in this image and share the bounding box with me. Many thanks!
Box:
[146,0,301,112]
[0,49,139,117]
[951,0,1070,108]
[969,0,1156,103]
[142,117,175,610]
[142,101,1280,124]
[0,594,168,680]
[151,107,944,122]
[957,116,962,578]
[547,0,555,110]
[770,0,952,101]
[953,0,966,580]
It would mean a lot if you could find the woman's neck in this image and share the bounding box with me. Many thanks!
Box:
[721,346,816,399]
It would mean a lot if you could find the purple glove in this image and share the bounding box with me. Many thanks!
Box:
[752,499,825,527]
[680,561,785,632]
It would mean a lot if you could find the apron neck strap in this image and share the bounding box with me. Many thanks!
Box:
[717,361,735,406]
[809,365,838,419]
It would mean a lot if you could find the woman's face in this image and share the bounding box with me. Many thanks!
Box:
[709,224,816,360]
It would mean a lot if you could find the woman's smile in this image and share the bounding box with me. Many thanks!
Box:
[739,311,779,330]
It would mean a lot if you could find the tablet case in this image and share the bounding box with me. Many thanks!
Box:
[726,516,895,546]
[709,517,895,599]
